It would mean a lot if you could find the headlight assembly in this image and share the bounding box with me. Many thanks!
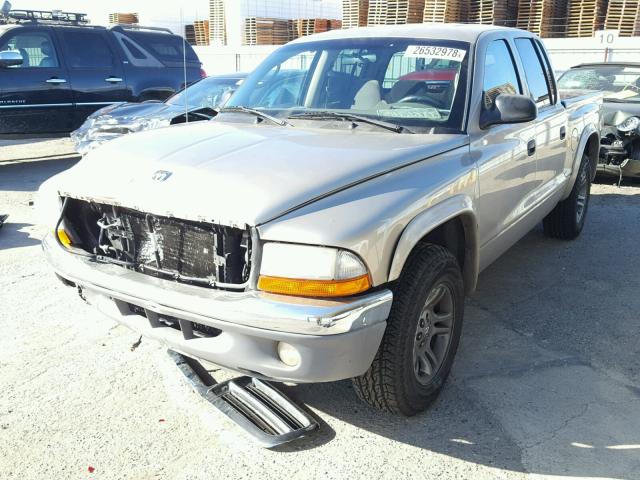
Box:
[127,117,171,133]
[258,243,371,298]
[616,116,640,133]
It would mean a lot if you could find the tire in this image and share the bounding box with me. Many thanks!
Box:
[543,153,591,240]
[352,244,464,416]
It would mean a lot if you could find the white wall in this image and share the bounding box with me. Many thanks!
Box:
[194,45,279,74]
[196,37,640,76]
[544,36,640,72]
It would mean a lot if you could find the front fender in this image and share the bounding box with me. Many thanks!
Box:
[562,122,600,199]
[388,195,479,293]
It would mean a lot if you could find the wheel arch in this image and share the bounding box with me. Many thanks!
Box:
[388,195,479,294]
[563,125,600,199]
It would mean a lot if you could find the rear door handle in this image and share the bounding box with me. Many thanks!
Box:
[527,139,536,156]
[105,77,123,83]
[560,126,566,140]
[45,78,67,84]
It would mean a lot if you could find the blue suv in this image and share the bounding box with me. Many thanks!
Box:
[0,9,204,136]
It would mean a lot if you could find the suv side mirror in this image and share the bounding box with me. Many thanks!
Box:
[0,50,23,68]
[480,93,537,129]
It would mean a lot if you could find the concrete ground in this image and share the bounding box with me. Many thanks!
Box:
[1,139,639,480]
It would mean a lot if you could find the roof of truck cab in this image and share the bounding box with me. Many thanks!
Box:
[290,23,528,45]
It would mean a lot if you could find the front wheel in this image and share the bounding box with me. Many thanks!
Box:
[543,153,591,240]
[352,244,464,416]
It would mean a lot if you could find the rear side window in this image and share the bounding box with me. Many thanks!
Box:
[483,40,521,109]
[0,31,59,68]
[514,38,551,106]
[534,39,557,104]
[60,30,114,68]
[124,32,198,64]
[122,38,146,60]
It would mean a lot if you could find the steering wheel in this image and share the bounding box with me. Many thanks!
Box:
[396,95,443,109]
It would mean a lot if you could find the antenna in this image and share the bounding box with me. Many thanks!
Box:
[181,8,188,124]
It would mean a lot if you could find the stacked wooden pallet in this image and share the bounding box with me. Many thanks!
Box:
[605,0,640,36]
[342,0,369,28]
[467,0,517,26]
[565,0,607,37]
[516,0,568,37]
[209,0,226,45]
[108,12,139,24]
[367,0,389,25]
[368,0,426,25]
[390,0,427,24]
[193,20,210,45]
[184,24,196,45]
[244,17,295,45]
[422,0,465,23]
[294,18,342,37]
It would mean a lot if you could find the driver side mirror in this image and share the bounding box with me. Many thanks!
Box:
[0,50,23,68]
[480,93,537,129]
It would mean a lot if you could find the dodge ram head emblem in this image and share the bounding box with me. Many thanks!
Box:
[152,170,172,182]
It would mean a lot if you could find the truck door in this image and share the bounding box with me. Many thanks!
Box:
[54,27,129,129]
[514,37,567,189]
[473,38,538,263]
[0,27,74,135]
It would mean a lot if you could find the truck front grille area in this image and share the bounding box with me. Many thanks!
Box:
[62,198,251,289]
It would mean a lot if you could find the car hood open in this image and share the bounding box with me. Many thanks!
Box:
[55,120,468,227]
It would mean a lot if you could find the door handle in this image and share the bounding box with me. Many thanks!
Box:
[560,126,566,140]
[527,139,536,156]
[45,78,67,84]
[105,77,123,83]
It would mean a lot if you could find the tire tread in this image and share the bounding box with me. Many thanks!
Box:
[352,244,461,415]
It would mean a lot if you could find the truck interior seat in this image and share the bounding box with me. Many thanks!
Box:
[352,80,382,110]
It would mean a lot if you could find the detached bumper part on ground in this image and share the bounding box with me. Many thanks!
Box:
[170,351,319,447]
[43,234,392,383]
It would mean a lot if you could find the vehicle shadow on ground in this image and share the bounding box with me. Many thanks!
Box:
[283,190,640,478]
[0,157,79,192]
[0,222,41,250]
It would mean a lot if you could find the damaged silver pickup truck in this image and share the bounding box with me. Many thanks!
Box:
[40,24,601,417]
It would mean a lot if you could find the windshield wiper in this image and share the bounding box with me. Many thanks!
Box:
[288,111,412,133]
[220,106,291,126]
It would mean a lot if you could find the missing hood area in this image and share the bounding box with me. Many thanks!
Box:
[58,197,252,290]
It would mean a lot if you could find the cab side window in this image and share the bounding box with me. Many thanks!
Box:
[0,31,59,68]
[483,39,521,109]
[514,38,552,106]
[59,30,114,69]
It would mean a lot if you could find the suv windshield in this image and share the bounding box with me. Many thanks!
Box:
[166,77,242,110]
[558,65,640,103]
[225,37,470,133]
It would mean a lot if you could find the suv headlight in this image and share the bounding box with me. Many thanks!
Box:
[258,243,371,298]
[127,117,171,133]
[616,116,640,133]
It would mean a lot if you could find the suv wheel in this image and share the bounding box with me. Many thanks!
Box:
[543,154,591,240]
[352,244,464,416]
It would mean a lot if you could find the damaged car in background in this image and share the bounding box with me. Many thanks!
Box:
[39,24,601,445]
[559,62,640,180]
[71,73,246,155]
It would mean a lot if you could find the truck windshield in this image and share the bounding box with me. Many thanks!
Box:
[558,65,640,103]
[225,37,470,133]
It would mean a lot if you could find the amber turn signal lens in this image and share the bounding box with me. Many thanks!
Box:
[56,228,72,248]
[258,274,371,298]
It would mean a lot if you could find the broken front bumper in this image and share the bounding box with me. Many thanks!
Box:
[43,234,392,383]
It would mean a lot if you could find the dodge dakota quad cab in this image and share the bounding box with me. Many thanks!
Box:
[40,24,601,417]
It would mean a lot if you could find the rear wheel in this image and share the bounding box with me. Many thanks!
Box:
[543,153,591,240]
[352,244,464,416]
